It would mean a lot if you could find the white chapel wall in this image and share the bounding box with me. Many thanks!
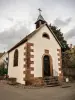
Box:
[28,25,61,77]
[8,43,26,84]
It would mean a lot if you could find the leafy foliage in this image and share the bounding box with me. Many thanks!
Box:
[0,62,8,76]
[50,24,69,52]
[62,47,75,68]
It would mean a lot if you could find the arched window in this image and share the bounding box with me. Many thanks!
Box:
[13,49,18,66]
[42,32,50,39]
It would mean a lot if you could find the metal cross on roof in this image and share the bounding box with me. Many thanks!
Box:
[38,8,42,15]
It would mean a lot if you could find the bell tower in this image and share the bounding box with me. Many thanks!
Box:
[35,8,46,29]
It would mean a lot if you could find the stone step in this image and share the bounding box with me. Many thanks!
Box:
[44,79,58,82]
[46,81,59,84]
[43,76,60,87]
[46,84,60,87]
[45,81,60,86]
[44,81,59,84]
[43,77,58,80]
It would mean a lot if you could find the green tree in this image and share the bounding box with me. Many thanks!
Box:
[62,47,75,68]
[0,62,8,76]
[50,24,69,52]
[0,63,5,76]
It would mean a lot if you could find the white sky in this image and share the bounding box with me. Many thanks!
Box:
[0,0,75,52]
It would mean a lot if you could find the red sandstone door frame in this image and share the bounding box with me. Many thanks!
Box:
[42,52,53,77]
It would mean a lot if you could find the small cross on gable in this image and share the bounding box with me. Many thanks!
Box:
[38,8,42,15]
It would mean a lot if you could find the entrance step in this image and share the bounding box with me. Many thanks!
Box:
[43,76,60,87]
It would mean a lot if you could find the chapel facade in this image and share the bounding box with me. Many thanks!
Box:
[8,11,63,85]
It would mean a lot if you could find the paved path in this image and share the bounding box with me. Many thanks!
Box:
[0,82,75,100]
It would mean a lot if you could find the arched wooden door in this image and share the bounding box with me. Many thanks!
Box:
[43,55,51,77]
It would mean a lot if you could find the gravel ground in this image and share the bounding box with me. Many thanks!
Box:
[0,81,75,100]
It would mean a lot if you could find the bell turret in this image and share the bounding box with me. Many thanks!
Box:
[35,8,46,29]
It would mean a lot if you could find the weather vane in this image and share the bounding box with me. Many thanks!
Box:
[38,8,42,15]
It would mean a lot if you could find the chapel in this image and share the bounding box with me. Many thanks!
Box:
[8,9,63,85]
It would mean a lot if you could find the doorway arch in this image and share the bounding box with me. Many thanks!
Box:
[42,54,53,77]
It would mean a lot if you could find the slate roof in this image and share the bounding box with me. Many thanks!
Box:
[35,14,45,23]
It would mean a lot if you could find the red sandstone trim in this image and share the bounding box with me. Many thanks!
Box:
[57,48,63,80]
[45,49,49,54]
[58,58,60,61]
[24,47,27,50]
[42,49,53,77]
[27,43,34,46]
[23,64,27,68]
[59,72,63,76]
[58,63,61,66]
[30,49,34,52]
[30,67,34,71]
[30,74,34,77]
[23,71,26,74]
[59,68,61,71]
[24,52,27,55]
[24,58,27,61]
[30,61,34,64]
[57,49,61,52]
[57,53,60,56]
[30,55,34,58]
[24,54,34,58]
[23,42,34,85]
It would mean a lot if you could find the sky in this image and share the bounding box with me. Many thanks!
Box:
[0,0,75,52]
